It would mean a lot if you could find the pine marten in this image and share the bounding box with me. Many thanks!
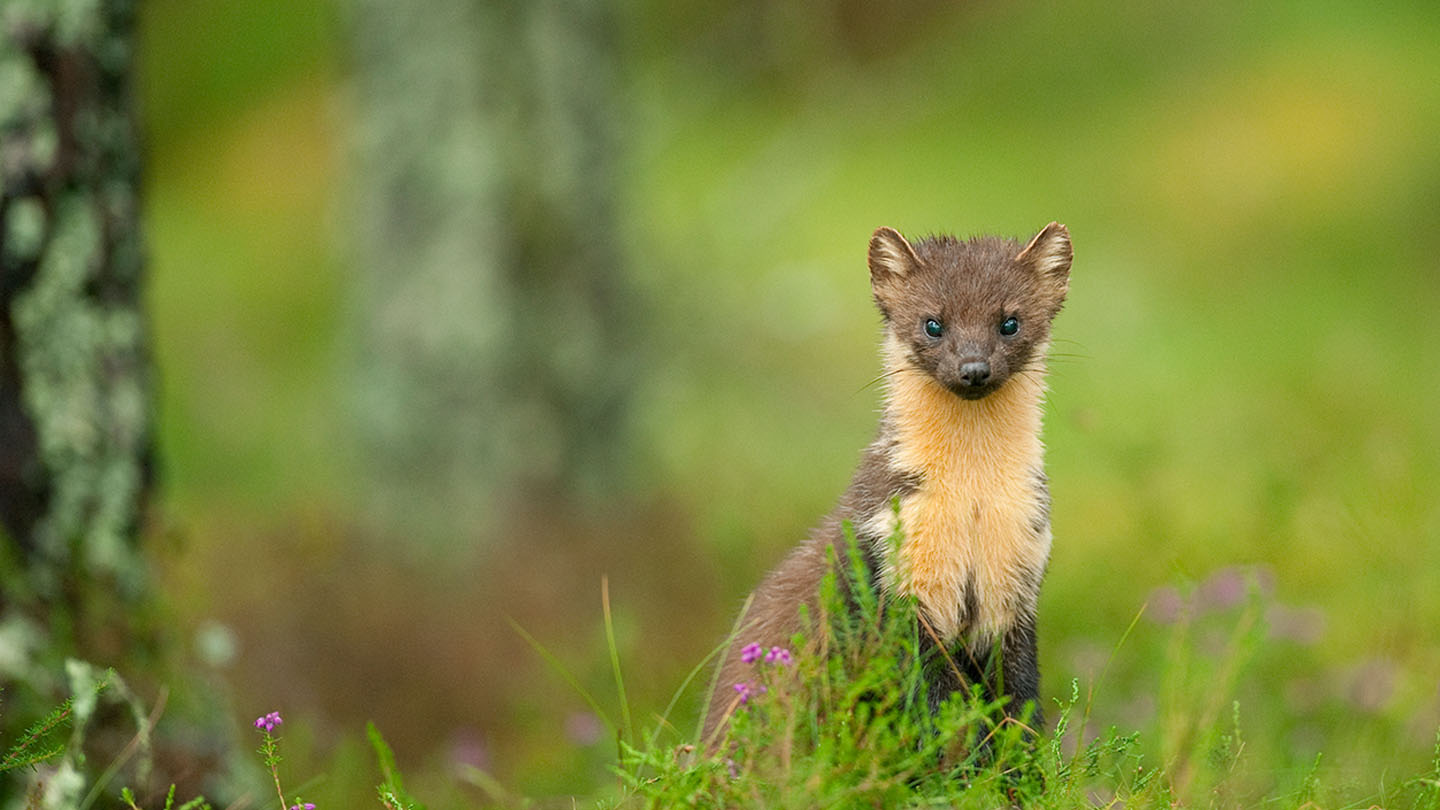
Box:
[703,223,1072,744]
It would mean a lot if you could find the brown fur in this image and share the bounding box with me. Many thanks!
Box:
[703,223,1072,745]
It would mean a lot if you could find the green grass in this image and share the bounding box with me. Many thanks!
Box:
[10,566,1440,809]
[586,532,1439,809]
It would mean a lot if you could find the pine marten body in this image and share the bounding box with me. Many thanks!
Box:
[704,223,1072,743]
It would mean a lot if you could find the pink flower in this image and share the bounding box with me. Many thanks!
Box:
[253,711,283,733]
[764,646,792,666]
[740,642,763,664]
[732,681,767,704]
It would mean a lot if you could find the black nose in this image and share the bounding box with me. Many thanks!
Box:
[959,361,991,387]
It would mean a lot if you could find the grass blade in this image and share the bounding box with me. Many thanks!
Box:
[602,576,634,748]
[507,616,617,738]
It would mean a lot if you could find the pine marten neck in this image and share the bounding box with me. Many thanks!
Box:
[863,225,1070,644]
[881,331,1047,470]
[872,333,1049,642]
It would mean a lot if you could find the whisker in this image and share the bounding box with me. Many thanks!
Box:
[855,375,886,395]
[853,365,913,396]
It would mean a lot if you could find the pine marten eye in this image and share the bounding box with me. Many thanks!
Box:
[924,318,944,338]
[999,316,1020,336]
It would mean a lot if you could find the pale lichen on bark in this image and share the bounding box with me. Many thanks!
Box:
[1,0,151,600]
[347,0,638,546]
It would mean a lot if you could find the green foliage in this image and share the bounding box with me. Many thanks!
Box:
[597,530,1440,809]
[369,722,424,810]
[61,568,1440,809]
[0,695,72,774]
[610,530,1043,808]
[121,784,212,810]
[1408,730,1440,810]
[0,666,172,809]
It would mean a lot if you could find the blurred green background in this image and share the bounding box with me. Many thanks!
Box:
[135,0,1439,804]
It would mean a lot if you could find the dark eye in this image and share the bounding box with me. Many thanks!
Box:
[999,317,1019,336]
[924,318,944,338]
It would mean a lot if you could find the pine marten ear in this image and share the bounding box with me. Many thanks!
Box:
[868,227,920,284]
[1016,222,1072,295]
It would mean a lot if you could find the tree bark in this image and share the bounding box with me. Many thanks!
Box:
[348,1,637,547]
[1,0,152,624]
[1,0,164,801]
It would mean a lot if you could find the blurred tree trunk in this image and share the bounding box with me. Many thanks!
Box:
[1,0,151,646]
[0,1,197,804]
[349,1,637,546]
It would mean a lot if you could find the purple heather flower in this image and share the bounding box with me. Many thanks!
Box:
[448,728,491,772]
[764,646,792,666]
[732,681,766,704]
[253,711,283,733]
[1197,566,1247,611]
[1145,586,1185,625]
[740,642,763,664]
[289,804,316,810]
[564,712,603,746]
[1348,658,1397,713]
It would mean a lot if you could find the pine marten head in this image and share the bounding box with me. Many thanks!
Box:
[868,223,1072,400]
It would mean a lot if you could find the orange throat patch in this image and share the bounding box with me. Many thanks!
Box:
[868,336,1052,644]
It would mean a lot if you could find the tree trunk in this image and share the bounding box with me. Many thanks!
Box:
[1,0,152,638]
[348,0,637,548]
[0,0,166,802]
